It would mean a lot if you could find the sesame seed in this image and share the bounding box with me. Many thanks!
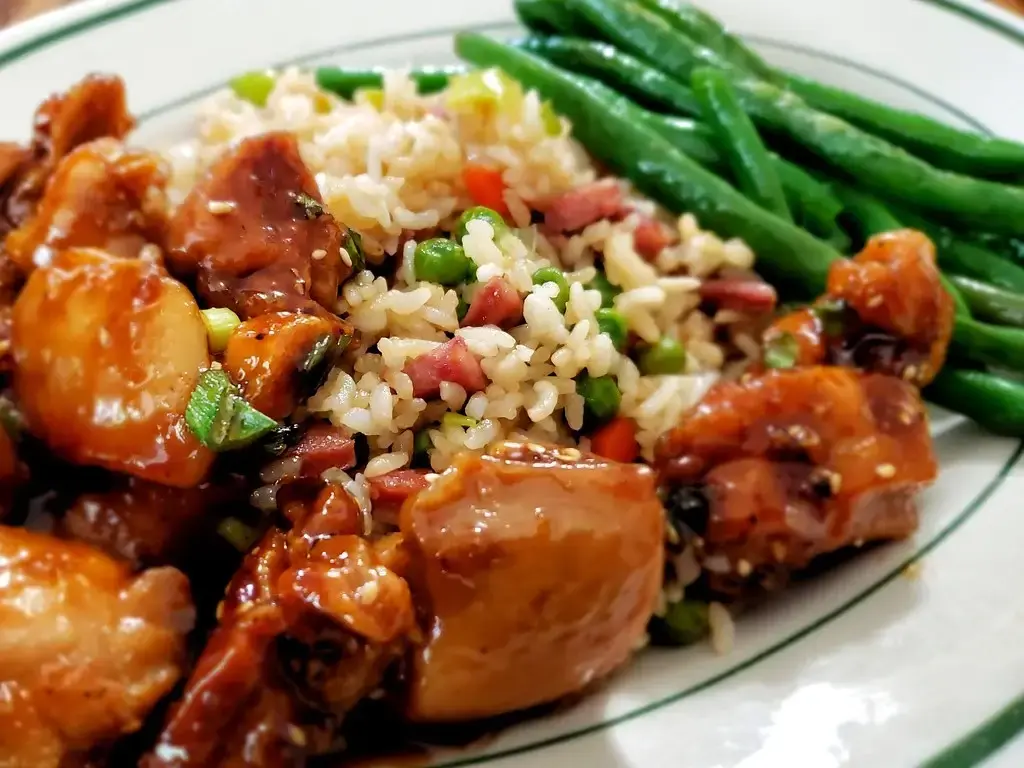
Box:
[358,580,380,605]
[829,472,843,494]
[902,365,919,382]
[771,542,787,562]
[852,538,865,548]
[875,463,896,479]
[287,725,307,746]
[867,295,884,308]
[339,247,352,267]
[97,327,112,348]
[311,249,328,261]
[209,360,223,370]
[902,561,923,580]
[736,559,752,577]
[206,199,236,215]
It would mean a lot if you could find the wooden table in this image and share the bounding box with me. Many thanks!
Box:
[1,0,1023,25]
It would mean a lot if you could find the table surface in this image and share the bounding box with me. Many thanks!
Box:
[1,0,1023,25]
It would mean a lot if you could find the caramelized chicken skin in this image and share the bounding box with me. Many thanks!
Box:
[223,311,351,420]
[399,441,664,722]
[11,248,214,487]
[5,138,169,273]
[166,132,351,319]
[147,486,414,767]
[1,74,134,239]
[0,525,193,768]
[657,367,936,588]
[763,229,954,386]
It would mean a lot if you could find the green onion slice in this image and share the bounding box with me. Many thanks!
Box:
[200,307,241,353]
[763,331,800,370]
[186,369,278,451]
[344,229,366,272]
[442,413,478,430]
[292,191,326,220]
[217,517,262,552]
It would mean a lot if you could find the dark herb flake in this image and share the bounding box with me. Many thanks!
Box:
[292,191,326,220]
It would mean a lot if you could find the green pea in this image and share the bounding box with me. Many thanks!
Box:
[586,271,621,308]
[414,238,474,286]
[229,71,276,107]
[532,266,570,312]
[638,337,687,375]
[576,373,621,422]
[595,308,628,351]
[414,429,433,455]
[454,206,509,242]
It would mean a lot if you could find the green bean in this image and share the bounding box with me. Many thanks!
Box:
[634,0,778,81]
[565,0,740,83]
[314,66,457,99]
[727,77,1024,237]
[951,314,1024,371]
[691,67,791,221]
[948,276,1024,328]
[647,115,846,244]
[513,36,843,242]
[892,207,1024,294]
[515,0,594,36]
[785,74,1024,178]
[925,368,1024,437]
[515,36,701,116]
[455,32,841,298]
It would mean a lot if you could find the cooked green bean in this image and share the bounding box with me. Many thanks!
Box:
[645,116,845,245]
[892,207,1024,294]
[515,36,701,115]
[948,276,1024,328]
[691,67,791,221]
[515,0,594,35]
[925,368,1024,437]
[456,33,842,297]
[634,0,777,81]
[785,74,1024,178]
[565,0,740,82]
[314,66,457,98]
[727,77,1024,237]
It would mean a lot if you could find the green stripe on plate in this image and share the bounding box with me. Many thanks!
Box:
[0,0,1021,766]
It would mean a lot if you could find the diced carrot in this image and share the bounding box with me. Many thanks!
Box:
[590,417,640,463]
[462,163,510,217]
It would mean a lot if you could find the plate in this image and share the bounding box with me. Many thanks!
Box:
[2,0,1023,765]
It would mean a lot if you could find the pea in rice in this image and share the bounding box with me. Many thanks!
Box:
[165,67,762,480]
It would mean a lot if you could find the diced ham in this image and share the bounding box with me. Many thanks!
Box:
[633,216,677,260]
[461,277,523,329]
[368,469,431,510]
[402,337,487,399]
[699,279,778,313]
[540,180,624,233]
[283,422,357,478]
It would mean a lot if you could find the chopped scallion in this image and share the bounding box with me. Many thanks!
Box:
[292,191,326,220]
[344,229,366,272]
[217,517,262,552]
[442,413,479,430]
[186,369,278,452]
[200,307,241,352]
[229,71,276,107]
[763,331,800,370]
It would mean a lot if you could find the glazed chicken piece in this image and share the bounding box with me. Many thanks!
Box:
[5,138,169,274]
[400,441,664,722]
[656,366,937,591]
[166,132,352,319]
[763,229,954,386]
[11,248,214,487]
[146,484,414,767]
[57,477,240,570]
[0,525,193,768]
[0,74,134,239]
[223,311,352,420]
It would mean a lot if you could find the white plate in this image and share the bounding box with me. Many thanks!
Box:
[3,0,1023,766]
